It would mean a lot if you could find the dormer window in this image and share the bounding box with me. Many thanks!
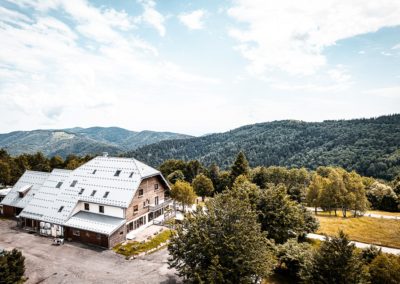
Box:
[92,170,97,174]
[91,190,97,197]
[56,182,63,188]
[129,172,134,178]
[114,170,121,177]
[103,191,109,198]
[70,180,78,187]
[78,188,85,195]
[58,206,64,212]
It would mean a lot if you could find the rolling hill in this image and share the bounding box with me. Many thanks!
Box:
[0,127,191,157]
[126,114,400,180]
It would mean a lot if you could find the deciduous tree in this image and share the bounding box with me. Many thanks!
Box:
[192,173,214,201]
[168,193,276,283]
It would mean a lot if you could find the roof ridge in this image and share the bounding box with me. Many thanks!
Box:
[132,158,143,178]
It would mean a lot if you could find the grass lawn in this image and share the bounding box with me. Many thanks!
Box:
[316,215,400,248]
[113,230,173,257]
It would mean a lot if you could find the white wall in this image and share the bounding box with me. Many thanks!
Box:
[72,201,124,218]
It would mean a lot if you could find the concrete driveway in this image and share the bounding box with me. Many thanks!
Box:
[0,219,180,284]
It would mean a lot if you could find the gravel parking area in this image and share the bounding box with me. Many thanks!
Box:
[0,219,180,284]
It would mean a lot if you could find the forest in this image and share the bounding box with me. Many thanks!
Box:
[126,114,400,181]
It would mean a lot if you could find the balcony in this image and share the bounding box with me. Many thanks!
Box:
[148,198,173,212]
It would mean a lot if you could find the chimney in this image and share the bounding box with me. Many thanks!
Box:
[102,152,108,157]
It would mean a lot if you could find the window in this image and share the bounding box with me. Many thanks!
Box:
[133,216,146,229]
[154,183,159,190]
[58,206,64,212]
[92,170,97,174]
[99,205,104,213]
[70,180,78,187]
[103,191,109,198]
[78,188,85,195]
[129,172,134,178]
[114,170,121,177]
[133,205,138,212]
[84,203,89,210]
[96,233,101,240]
[56,182,63,188]
[138,189,144,197]
[148,212,154,221]
[155,196,159,206]
[73,229,80,236]
[90,190,97,197]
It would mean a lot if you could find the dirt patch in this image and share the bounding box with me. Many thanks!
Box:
[0,219,180,284]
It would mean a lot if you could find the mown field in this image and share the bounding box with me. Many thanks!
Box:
[316,214,400,248]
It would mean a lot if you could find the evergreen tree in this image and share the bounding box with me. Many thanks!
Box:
[168,193,276,283]
[208,163,220,192]
[257,184,318,243]
[230,151,249,183]
[368,253,400,284]
[0,161,11,186]
[301,231,366,284]
[192,173,214,201]
[0,249,25,284]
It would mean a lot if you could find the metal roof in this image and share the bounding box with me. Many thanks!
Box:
[19,169,72,223]
[0,188,11,196]
[1,171,50,208]
[64,211,125,235]
[14,156,168,231]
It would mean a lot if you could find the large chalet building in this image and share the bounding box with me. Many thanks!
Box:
[0,154,172,248]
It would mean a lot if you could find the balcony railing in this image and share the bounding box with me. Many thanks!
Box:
[149,198,173,212]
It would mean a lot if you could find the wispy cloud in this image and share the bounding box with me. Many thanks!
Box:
[0,0,217,132]
[228,0,400,76]
[178,9,206,30]
[137,0,166,36]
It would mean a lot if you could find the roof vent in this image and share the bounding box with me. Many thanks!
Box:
[103,152,108,157]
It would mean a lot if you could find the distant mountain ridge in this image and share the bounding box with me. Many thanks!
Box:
[0,127,192,157]
[126,114,400,180]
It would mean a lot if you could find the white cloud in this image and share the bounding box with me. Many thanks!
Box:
[137,0,166,36]
[178,9,206,30]
[0,0,217,133]
[392,43,400,50]
[364,86,400,99]
[228,0,400,76]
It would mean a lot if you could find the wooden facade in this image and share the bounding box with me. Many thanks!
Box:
[64,227,111,248]
[126,176,167,223]
[2,205,21,218]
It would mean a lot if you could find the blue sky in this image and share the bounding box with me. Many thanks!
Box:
[0,0,399,136]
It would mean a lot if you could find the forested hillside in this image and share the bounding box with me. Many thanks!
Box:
[127,114,400,180]
[0,127,191,157]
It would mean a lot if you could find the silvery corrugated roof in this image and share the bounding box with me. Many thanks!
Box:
[19,169,72,223]
[64,211,125,235]
[1,171,50,208]
[18,156,168,228]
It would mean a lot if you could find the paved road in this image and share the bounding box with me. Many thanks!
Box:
[306,207,400,220]
[0,219,180,284]
[307,233,400,255]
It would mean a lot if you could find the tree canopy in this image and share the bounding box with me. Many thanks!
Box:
[168,193,276,283]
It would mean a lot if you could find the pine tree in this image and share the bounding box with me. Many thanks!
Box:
[301,231,366,284]
[230,151,249,183]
